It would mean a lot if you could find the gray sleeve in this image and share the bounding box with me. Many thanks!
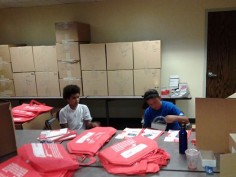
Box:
[82,105,92,121]
[59,109,67,124]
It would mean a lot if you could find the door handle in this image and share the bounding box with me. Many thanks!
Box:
[208,72,217,78]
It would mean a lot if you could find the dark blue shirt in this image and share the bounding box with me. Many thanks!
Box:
[144,101,184,130]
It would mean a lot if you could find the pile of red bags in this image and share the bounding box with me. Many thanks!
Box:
[12,100,53,123]
[98,135,170,175]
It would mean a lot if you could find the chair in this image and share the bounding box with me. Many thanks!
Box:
[44,109,61,130]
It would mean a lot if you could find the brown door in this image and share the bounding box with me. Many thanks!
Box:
[206,10,236,98]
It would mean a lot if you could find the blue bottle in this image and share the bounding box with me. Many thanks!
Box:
[179,122,188,154]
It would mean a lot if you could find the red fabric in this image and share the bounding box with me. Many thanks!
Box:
[18,143,79,173]
[13,100,53,113]
[98,136,170,175]
[12,100,53,123]
[0,156,41,177]
[67,127,117,165]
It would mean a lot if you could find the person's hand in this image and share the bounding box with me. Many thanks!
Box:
[91,121,100,127]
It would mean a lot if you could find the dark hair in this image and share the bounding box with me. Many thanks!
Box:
[63,85,80,100]
[143,89,160,101]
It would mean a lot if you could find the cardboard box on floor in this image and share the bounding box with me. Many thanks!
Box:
[0,102,17,162]
[106,42,133,70]
[55,21,91,43]
[10,46,35,72]
[21,112,51,130]
[35,72,60,97]
[82,71,108,96]
[0,79,15,96]
[33,46,58,72]
[108,70,134,96]
[59,78,83,96]
[13,72,37,96]
[0,62,13,79]
[133,69,161,96]
[133,40,161,69]
[56,42,80,61]
[80,43,106,70]
[58,61,81,78]
[196,98,236,153]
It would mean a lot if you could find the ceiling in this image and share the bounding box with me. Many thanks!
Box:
[0,0,105,9]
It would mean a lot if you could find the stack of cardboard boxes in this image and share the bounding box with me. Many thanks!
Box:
[0,22,161,97]
[33,46,60,96]
[133,40,161,96]
[80,43,108,96]
[0,45,15,96]
[11,46,37,96]
[106,42,134,96]
[55,21,91,96]
[10,46,60,97]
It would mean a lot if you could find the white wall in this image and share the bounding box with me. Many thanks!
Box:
[0,0,235,118]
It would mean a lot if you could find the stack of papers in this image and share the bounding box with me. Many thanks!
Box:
[115,128,164,140]
[38,128,77,143]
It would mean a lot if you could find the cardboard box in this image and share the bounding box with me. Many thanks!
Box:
[58,61,81,78]
[108,70,134,96]
[55,21,91,43]
[106,42,133,70]
[33,46,58,72]
[0,79,15,97]
[0,102,17,162]
[220,153,236,177]
[59,78,83,96]
[22,112,51,130]
[35,72,60,97]
[229,134,236,153]
[13,72,37,96]
[0,62,13,79]
[0,45,13,62]
[80,43,106,70]
[56,42,80,61]
[133,40,161,69]
[196,98,236,153]
[10,46,35,72]
[82,71,108,96]
[134,69,161,96]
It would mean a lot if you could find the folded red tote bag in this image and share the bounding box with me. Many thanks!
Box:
[98,136,170,175]
[0,156,41,177]
[67,127,117,165]
[18,143,79,173]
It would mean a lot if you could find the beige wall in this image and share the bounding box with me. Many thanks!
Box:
[0,0,235,118]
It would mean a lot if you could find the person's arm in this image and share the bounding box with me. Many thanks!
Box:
[165,115,189,124]
[84,120,100,129]
[82,105,100,129]
[59,109,69,129]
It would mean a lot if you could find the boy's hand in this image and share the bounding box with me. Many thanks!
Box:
[91,121,100,127]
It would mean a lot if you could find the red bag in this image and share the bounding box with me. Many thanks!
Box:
[0,156,41,177]
[18,143,79,173]
[98,136,170,175]
[67,127,117,165]
[13,100,53,113]
[12,100,53,123]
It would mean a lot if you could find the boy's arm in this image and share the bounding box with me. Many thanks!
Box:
[84,120,100,129]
